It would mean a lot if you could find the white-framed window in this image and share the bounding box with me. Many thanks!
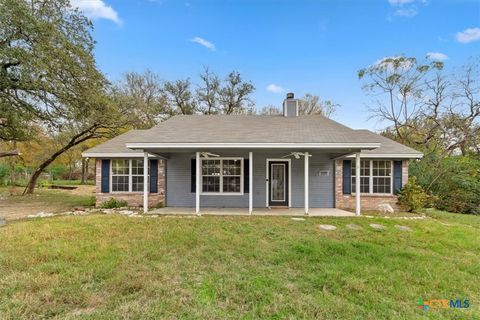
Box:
[201,158,243,195]
[111,159,150,192]
[352,160,392,194]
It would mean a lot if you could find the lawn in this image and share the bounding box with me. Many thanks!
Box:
[0,210,479,319]
[0,186,95,220]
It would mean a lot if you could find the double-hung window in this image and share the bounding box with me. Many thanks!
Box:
[352,160,392,194]
[111,159,149,192]
[201,158,243,194]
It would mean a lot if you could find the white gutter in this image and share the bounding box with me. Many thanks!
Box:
[81,152,158,158]
[345,153,423,159]
[125,142,381,149]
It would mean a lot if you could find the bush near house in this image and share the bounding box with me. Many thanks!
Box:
[101,198,129,209]
[397,177,427,212]
[410,154,480,214]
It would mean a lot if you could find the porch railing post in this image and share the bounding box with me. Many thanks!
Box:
[196,152,200,214]
[304,152,309,215]
[249,152,253,214]
[143,152,149,213]
[355,152,361,216]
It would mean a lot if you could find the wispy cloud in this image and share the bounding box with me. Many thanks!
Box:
[387,0,425,19]
[190,37,216,51]
[393,7,418,17]
[71,0,121,25]
[426,52,448,61]
[266,84,285,94]
[455,27,480,44]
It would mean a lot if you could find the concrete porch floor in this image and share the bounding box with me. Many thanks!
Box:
[148,207,354,217]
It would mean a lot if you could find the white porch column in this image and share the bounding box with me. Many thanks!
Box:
[143,152,149,213]
[249,152,253,215]
[304,152,309,215]
[195,152,200,214]
[355,152,361,216]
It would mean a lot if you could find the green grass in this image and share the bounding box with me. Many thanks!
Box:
[0,211,479,319]
[0,186,95,215]
[1,179,95,187]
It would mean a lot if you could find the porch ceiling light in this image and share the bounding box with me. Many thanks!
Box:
[200,152,220,158]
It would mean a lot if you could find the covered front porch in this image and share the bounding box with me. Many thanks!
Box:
[148,207,354,217]
[132,148,369,216]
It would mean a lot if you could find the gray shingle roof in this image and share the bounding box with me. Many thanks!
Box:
[82,115,422,158]
[82,130,145,156]
[128,115,380,144]
[354,130,422,156]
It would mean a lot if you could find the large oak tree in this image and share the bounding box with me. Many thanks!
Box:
[0,0,124,193]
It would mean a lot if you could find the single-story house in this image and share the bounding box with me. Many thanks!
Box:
[82,93,422,215]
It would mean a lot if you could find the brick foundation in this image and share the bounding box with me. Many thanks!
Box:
[95,159,165,208]
[334,159,409,211]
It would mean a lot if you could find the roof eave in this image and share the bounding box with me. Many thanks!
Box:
[345,153,423,159]
[125,142,382,150]
[81,152,157,158]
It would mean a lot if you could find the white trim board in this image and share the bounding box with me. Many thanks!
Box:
[82,152,158,158]
[345,153,423,159]
[126,142,381,149]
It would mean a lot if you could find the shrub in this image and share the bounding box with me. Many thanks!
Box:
[0,164,8,186]
[101,198,128,209]
[398,177,427,212]
[87,196,96,207]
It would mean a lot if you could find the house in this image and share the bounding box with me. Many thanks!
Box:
[82,93,422,215]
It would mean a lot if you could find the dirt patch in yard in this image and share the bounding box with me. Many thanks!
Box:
[0,185,95,221]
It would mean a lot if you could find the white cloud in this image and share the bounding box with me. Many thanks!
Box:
[455,27,480,44]
[388,0,414,4]
[266,84,285,94]
[190,37,216,51]
[71,0,121,25]
[394,7,418,17]
[426,52,448,61]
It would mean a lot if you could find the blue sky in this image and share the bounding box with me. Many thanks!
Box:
[74,0,480,130]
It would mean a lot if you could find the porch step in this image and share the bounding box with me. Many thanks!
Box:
[269,206,290,209]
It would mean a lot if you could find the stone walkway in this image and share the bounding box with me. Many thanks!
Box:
[3,209,415,235]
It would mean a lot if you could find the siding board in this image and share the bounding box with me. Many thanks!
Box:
[166,151,334,208]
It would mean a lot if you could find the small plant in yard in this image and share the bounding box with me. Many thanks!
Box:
[101,198,128,209]
[398,177,427,212]
[87,196,96,207]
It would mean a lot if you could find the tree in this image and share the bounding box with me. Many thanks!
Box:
[162,69,255,115]
[359,56,480,155]
[218,71,255,114]
[0,0,123,193]
[259,105,282,115]
[196,67,220,115]
[358,56,444,145]
[163,79,197,115]
[258,94,338,117]
[298,93,338,117]
[113,70,168,129]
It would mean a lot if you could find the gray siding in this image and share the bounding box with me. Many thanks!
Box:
[166,151,334,208]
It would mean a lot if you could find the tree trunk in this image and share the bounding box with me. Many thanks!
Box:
[23,129,97,194]
[81,157,86,184]
[0,150,20,158]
